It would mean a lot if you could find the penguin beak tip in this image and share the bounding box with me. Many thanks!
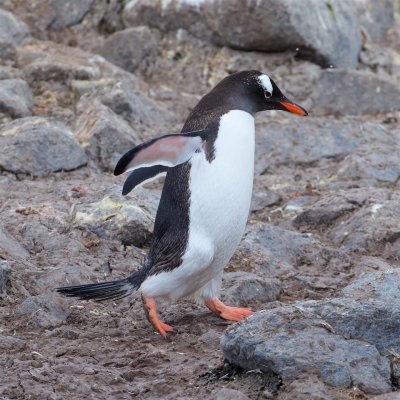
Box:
[280,101,308,116]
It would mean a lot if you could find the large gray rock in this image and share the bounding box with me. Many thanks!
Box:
[341,269,400,302]
[255,118,398,173]
[221,303,392,394]
[16,293,69,329]
[123,0,361,68]
[0,227,29,260]
[328,199,400,258]
[294,188,391,229]
[236,223,351,291]
[100,26,158,72]
[17,39,113,83]
[0,117,87,176]
[74,187,159,246]
[0,79,33,118]
[311,69,400,115]
[0,9,30,60]
[222,272,281,307]
[47,0,94,31]
[354,0,395,41]
[337,143,400,183]
[74,98,141,171]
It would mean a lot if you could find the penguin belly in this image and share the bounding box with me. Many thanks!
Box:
[140,110,255,300]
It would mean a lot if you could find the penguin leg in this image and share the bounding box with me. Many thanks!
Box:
[204,298,254,321]
[141,294,175,339]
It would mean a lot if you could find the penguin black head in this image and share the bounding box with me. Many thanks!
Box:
[206,70,308,116]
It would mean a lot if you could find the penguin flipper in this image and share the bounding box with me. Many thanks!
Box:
[114,128,212,194]
[122,165,169,195]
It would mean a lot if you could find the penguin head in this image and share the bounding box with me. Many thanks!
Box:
[212,70,308,116]
[253,71,308,116]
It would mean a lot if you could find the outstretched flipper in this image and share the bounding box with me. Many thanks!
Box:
[114,128,212,194]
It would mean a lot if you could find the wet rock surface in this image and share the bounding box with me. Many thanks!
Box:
[0,1,399,399]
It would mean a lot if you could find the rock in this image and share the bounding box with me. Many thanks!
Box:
[0,227,29,259]
[256,117,358,171]
[0,9,30,60]
[221,303,392,394]
[250,191,281,212]
[17,39,112,83]
[311,69,400,115]
[211,388,251,400]
[0,335,26,351]
[0,79,33,118]
[0,260,11,293]
[0,117,87,176]
[276,375,335,400]
[337,143,400,183]
[100,76,172,127]
[222,272,281,306]
[328,199,400,258]
[16,293,69,329]
[74,187,159,246]
[354,0,395,41]
[236,223,351,291]
[123,0,361,68]
[0,65,24,80]
[100,26,158,72]
[294,188,391,229]
[74,98,141,171]
[341,269,400,302]
[47,0,94,31]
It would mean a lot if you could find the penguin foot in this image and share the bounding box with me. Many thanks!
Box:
[141,294,175,339]
[204,298,254,322]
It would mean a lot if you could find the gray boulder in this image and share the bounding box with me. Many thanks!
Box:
[341,269,400,302]
[16,293,69,329]
[311,69,400,116]
[0,9,30,60]
[123,0,361,68]
[221,303,392,394]
[294,188,391,229]
[222,272,281,307]
[0,117,87,176]
[74,187,159,246]
[0,335,26,351]
[328,199,400,258]
[0,79,33,118]
[74,98,141,171]
[47,0,94,31]
[337,143,400,183]
[236,223,351,291]
[255,118,398,174]
[100,26,158,72]
[0,227,29,260]
[354,0,395,41]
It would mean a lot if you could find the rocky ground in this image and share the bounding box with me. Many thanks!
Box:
[1,1,400,399]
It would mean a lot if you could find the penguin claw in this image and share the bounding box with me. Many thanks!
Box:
[141,294,175,340]
[204,298,255,322]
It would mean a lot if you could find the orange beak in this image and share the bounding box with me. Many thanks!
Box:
[280,101,308,116]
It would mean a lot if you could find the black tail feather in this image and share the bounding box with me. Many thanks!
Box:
[56,278,133,302]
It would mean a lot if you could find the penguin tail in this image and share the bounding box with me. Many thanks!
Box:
[56,277,135,302]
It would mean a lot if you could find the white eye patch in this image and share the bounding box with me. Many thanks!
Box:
[258,74,273,95]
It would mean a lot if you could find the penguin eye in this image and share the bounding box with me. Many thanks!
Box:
[264,90,272,99]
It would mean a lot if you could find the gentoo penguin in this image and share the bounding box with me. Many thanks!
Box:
[57,70,307,338]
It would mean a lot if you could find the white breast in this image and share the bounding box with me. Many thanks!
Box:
[140,110,255,300]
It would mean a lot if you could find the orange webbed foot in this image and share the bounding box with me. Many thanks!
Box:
[141,294,175,339]
[204,298,255,322]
